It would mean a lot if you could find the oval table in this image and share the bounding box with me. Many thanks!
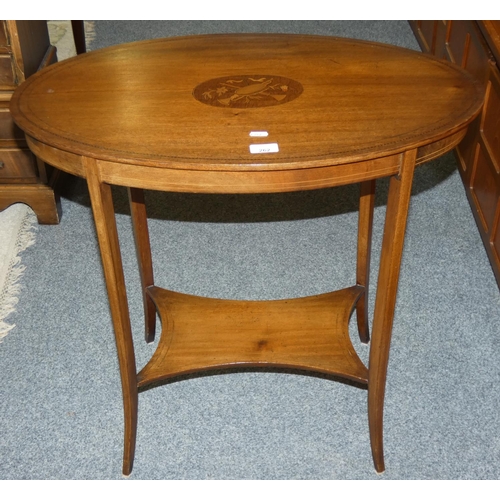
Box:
[10,34,484,475]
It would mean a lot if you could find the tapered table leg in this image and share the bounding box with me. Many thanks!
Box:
[368,149,417,473]
[356,179,376,343]
[84,158,138,476]
[128,188,156,343]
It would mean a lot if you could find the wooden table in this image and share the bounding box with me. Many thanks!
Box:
[10,34,483,475]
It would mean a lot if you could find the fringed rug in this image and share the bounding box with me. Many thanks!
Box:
[0,205,36,340]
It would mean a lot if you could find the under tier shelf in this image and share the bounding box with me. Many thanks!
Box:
[137,285,368,388]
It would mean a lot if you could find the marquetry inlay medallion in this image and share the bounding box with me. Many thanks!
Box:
[193,75,303,108]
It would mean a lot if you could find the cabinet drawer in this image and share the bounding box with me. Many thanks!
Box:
[0,102,25,143]
[0,54,15,87]
[0,149,38,180]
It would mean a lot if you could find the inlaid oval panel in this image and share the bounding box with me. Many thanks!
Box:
[193,75,303,108]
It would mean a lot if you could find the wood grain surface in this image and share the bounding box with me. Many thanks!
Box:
[11,34,483,173]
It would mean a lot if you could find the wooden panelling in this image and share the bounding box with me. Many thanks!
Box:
[493,207,500,269]
[0,21,8,47]
[446,21,470,65]
[0,54,15,88]
[463,25,492,85]
[416,20,436,52]
[479,21,500,64]
[481,64,500,173]
[9,20,51,80]
[455,115,480,177]
[410,20,435,53]
[434,21,449,60]
[471,143,499,233]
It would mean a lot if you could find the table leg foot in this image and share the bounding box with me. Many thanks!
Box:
[121,393,138,476]
[369,402,386,473]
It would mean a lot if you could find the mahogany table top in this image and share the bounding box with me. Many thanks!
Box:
[10,33,484,176]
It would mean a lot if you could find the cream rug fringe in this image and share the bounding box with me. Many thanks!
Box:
[85,21,96,47]
[0,206,37,341]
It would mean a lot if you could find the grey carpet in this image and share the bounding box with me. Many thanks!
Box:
[1,21,499,480]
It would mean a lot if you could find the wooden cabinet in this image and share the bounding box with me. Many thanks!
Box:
[0,20,61,224]
[410,20,500,290]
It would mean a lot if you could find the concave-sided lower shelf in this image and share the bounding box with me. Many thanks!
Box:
[137,285,368,388]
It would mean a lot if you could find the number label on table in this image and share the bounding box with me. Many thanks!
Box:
[249,143,279,154]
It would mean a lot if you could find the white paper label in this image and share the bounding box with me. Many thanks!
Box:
[249,143,279,154]
[249,131,269,137]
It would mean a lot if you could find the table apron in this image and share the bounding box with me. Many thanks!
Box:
[97,155,403,193]
[25,128,466,194]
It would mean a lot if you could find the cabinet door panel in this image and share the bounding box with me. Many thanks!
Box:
[464,28,492,85]
[446,21,469,64]
[434,21,449,59]
[418,20,436,52]
[481,66,500,173]
[456,116,480,178]
[471,144,500,233]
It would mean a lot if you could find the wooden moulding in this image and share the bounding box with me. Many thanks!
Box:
[137,285,368,388]
[0,183,61,223]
